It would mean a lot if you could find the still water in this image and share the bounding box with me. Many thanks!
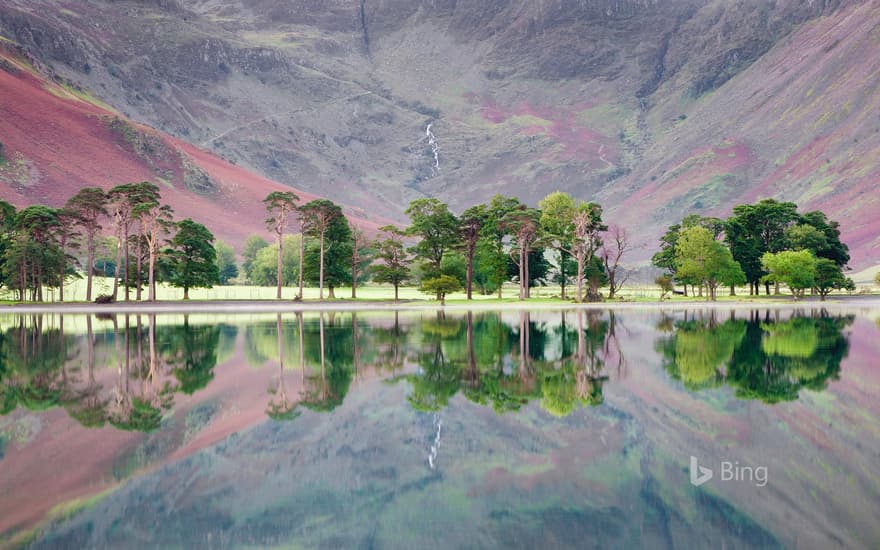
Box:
[1,307,879,549]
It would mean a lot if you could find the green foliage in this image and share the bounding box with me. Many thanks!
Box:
[214,240,238,284]
[250,235,301,286]
[539,191,576,245]
[785,224,828,254]
[242,234,269,282]
[651,223,681,276]
[164,219,219,298]
[761,250,816,299]
[301,315,354,412]
[371,226,410,298]
[725,199,799,289]
[301,209,351,294]
[660,313,853,403]
[813,258,848,299]
[655,274,674,300]
[675,226,744,300]
[799,210,849,267]
[660,319,746,389]
[160,320,222,394]
[405,198,460,279]
[3,205,64,299]
[420,275,462,304]
[440,252,467,285]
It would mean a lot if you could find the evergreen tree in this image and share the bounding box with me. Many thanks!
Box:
[371,225,410,300]
[164,219,219,299]
[65,187,108,301]
[300,199,346,300]
[405,198,460,299]
[263,191,299,299]
[302,208,352,299]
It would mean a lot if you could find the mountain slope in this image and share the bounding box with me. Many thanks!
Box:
[0,0,876,268]
[0,43,385,248]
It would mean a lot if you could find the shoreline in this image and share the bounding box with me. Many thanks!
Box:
[2,296,879,314]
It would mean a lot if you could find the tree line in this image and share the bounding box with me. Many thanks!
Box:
[0,183,220,302]
[651,199,853,301]
[0,182,857,303]
[245,191,630,304]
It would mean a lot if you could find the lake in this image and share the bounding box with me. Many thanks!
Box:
[1,306,879,549]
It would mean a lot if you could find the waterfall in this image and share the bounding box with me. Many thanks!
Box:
[426,123,440,174]
[427,414,442,469]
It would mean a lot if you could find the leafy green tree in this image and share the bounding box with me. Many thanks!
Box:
[656,274,674,300]
[761,250,816,299]
[263,191,299,300]
[6,206,63,301]
[300,199,345,300]
[164,219,219,299]
[726,199,799,295]
[214,240,238,284]
[538,193,605,301]
[302,208,352,299]
[473,195,519,298]
[371,225,410,300]
[652,222,681,276]
[420,275,462,305]
[405,198,459,298]
[65,187,108,301]
[500,203,541,300]
[675,226,744,301]
[799,210,849,267]
[539,191,576,299]
[813,258,850,301]
[242,234,268,282]
[250,235,300,287]
[784,224,828,254]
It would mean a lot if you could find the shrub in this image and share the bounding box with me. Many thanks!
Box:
[94,294,115,304]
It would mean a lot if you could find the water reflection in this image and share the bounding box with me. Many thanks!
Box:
[657,309,853,402]
[1,307,878,548]
[0,309,857,433]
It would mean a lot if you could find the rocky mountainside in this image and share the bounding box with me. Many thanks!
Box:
[0,0,877,267]
[0,41,384,247]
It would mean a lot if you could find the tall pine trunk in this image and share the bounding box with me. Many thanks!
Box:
[318,229,325,300]
[86,233,95,302]
[276,231,283,300]
[147,242,157,302]
[58,234,66,302]
[297,232,304,300]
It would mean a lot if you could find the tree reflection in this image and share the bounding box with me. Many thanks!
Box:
[267,313,299,421]
[301,312,354,412]
[658,310,853,403]
[109,315,175,432]
[161,314,224,395]
[0,308,856,434]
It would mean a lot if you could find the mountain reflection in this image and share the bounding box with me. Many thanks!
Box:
[0,309,856,432]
